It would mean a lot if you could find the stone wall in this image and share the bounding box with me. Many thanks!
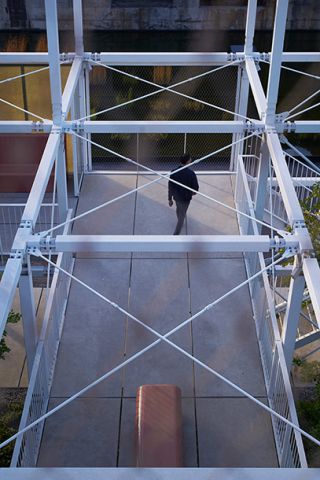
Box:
[0,0,319,31]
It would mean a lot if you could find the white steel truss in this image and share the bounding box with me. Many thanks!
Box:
[0,0,320,475]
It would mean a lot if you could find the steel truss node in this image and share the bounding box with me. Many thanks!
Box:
[0,0,320,473]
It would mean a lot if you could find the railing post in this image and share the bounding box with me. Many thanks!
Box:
[19,257,38,377]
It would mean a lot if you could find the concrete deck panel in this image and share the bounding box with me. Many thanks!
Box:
[196,398,278,467]
[73,174,137,258]
[37,173,278,468]
[123,258,194,396]
[37,398,121,467]
[50,259,130,397]
[189,258,266,397]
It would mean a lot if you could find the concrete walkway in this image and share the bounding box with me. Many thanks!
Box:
[37,173,278,468]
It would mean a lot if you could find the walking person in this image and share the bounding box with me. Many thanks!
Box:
[168,153,199,235]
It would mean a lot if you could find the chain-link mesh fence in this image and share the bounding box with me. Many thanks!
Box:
[91,132,233,171]
[89,64,238,170]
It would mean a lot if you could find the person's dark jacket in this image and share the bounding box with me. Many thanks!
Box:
[168,165,199,202]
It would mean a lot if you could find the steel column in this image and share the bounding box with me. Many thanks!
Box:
[254,141,270,230]
[71,98,80,196]
[281,258,306,370]
[44,0,62,125]
[244,0,257,55]
[73,0,84,56]
[22,132,61,227]
[78,69,88,171]
[266,0,289,123]
[19,260,38,377]
[245,58,267,119]
[61,57,83,118]
[84,65,92,171]
[303,258,320,328]
[266,132,305,225]
[56,138,69,223]
[0,258,22,341]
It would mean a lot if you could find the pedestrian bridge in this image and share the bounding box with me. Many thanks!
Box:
[1,0,320,478]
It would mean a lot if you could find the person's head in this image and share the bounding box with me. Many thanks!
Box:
[180,153,192,165]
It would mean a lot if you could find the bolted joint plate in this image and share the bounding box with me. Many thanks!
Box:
[294,226,315,258]
[26,235,56,255]
[11,221,33,254]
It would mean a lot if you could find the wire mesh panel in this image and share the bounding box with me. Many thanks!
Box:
[89,64,238,170]
[91,132,233,171]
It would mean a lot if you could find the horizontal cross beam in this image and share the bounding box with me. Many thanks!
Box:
[1,52,319,65]
[27,234,299,254]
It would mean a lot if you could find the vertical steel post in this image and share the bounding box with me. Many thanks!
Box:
[230,0,257,170]
[265,0,289,123]
[254,140,269,231]
[281,258,306,370]
[73,0,84,56]
[71,98,80,196]
[78,70,88,172]
[244,0,257,55]
[85,65,92,171]
[44,0,62,125]
[19,258,38,377]
[56,136,68,222]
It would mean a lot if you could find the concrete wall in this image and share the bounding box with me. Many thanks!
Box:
[0,0,319,31]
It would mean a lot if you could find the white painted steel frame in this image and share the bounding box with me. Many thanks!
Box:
[0,0,319,472]
[30,234,297,254]
[2,468,320,480]
[1,51,319,65]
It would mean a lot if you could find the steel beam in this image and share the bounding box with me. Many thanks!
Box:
[44,0,62,124]
[77,120,259,134]
[295,330,320,349]
[0,258,22,341]
[303,258,320,327]
[0,121,52,133]
[266,0,289,122]
[0,52,319,66]
[2,467,320,480]
[61,57,83,117]
[29,234,299,253]
[95,52,231,65]
[293,121,320,133]
[281,52,320,62]
[245,58,267,119]
[0,53,51,64]
[3,468,320,480]
[22,132,61,227]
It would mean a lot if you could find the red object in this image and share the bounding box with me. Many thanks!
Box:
[135,384,183,467]
[0,134,53,193]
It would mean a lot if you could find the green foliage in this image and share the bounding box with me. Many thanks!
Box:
[295,360,320,457]
[0,400,24,467]
[293,356,304,367]
[0,310,21,360]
